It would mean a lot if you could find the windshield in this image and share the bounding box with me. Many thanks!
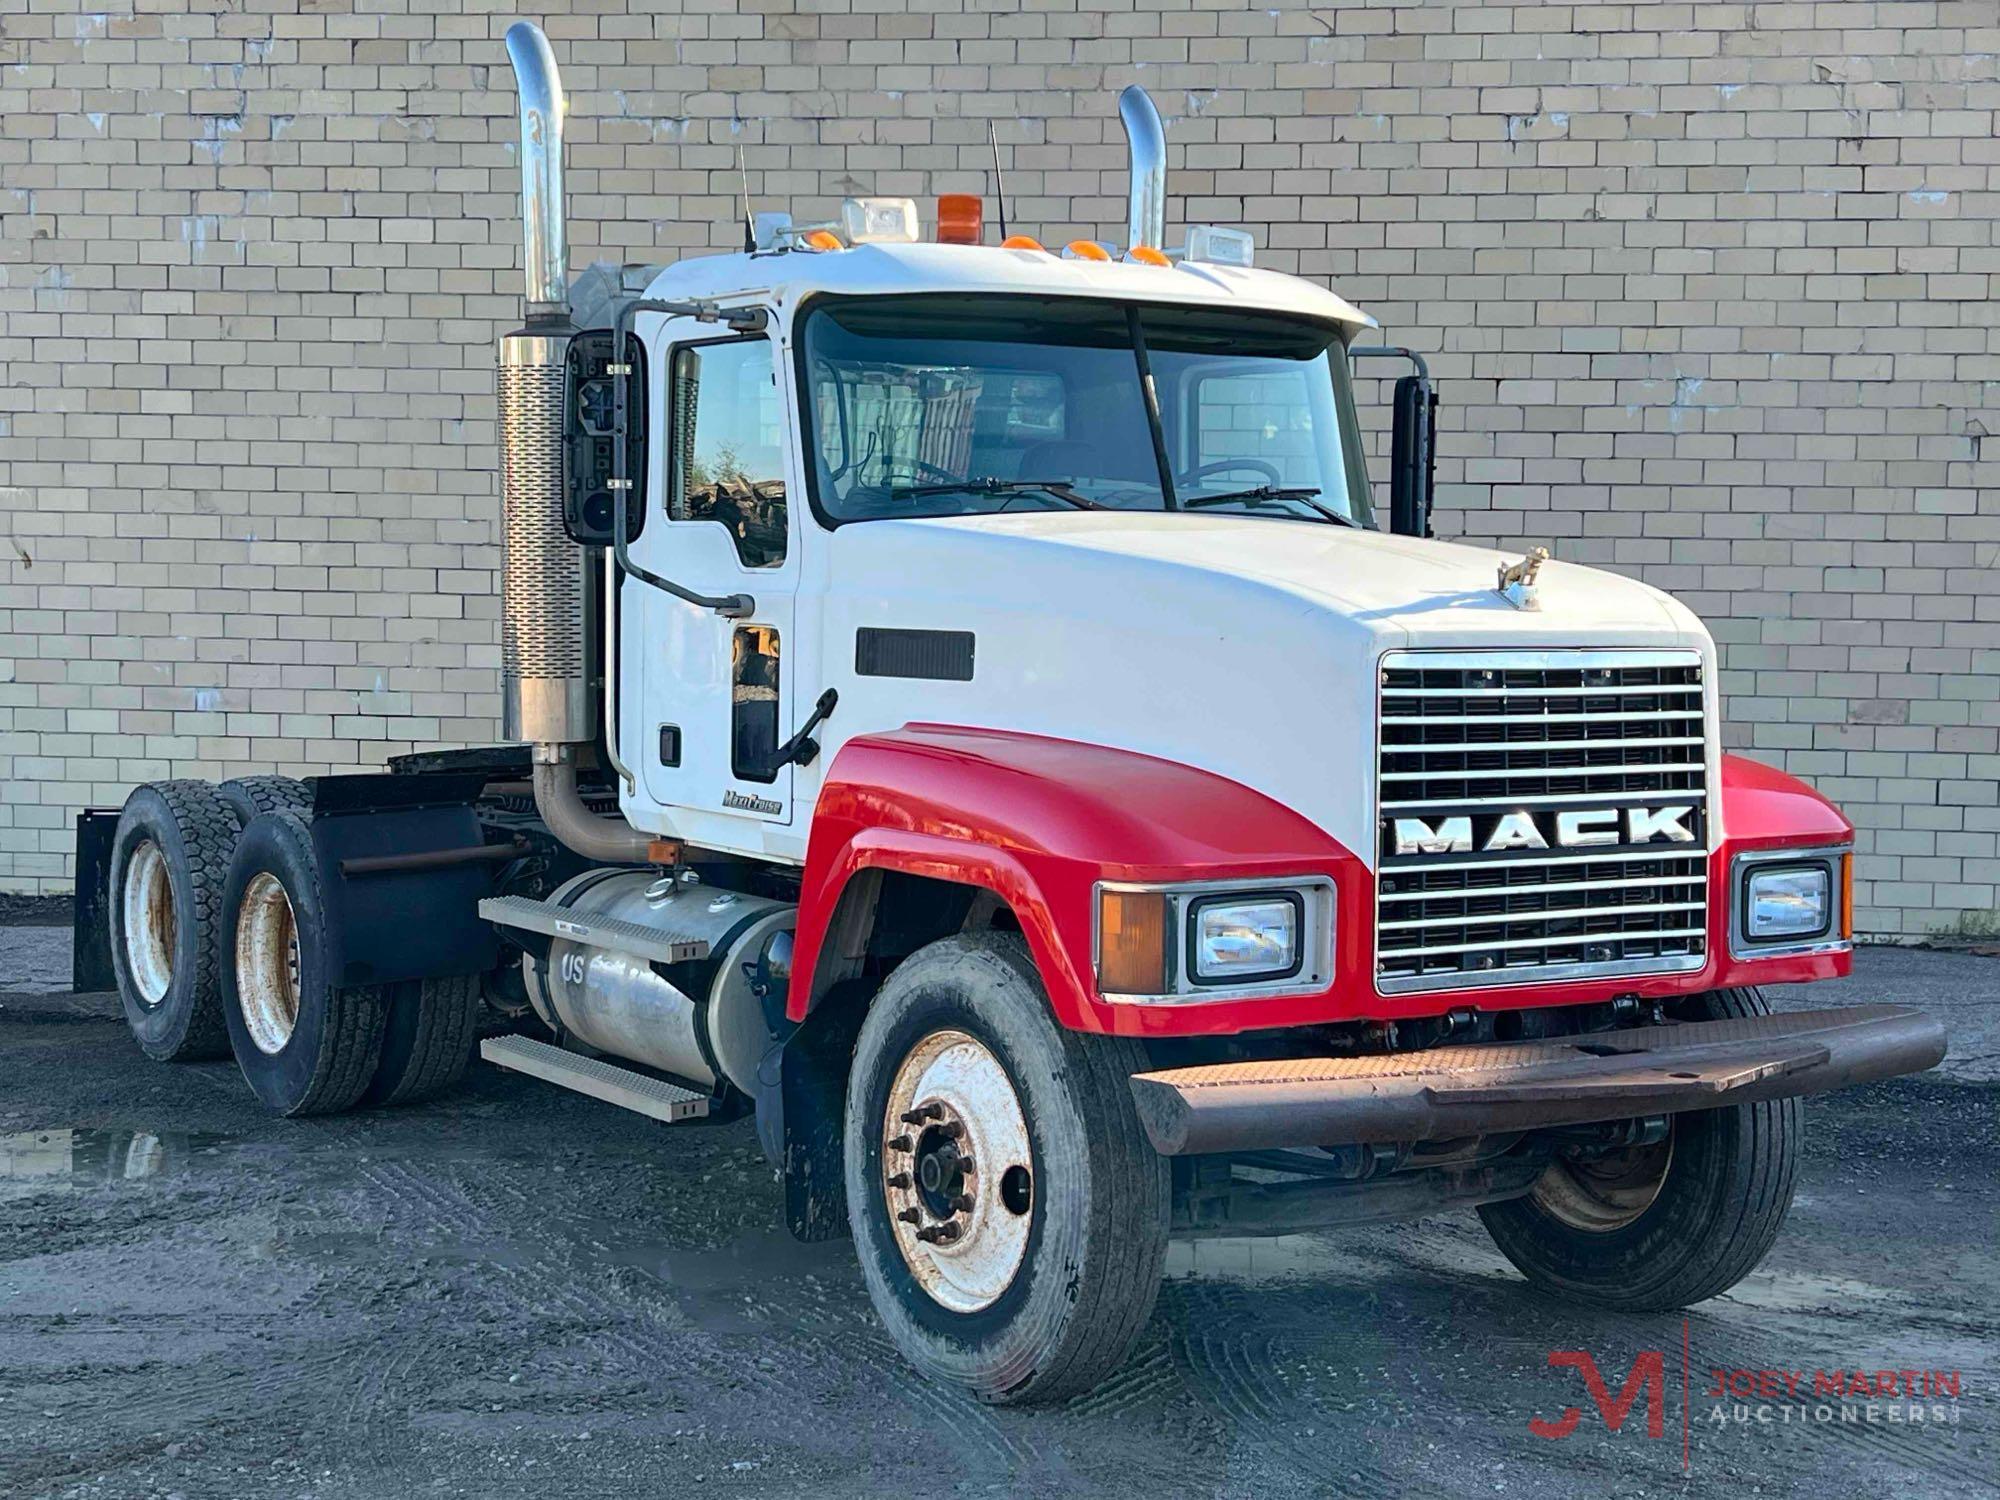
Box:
[799,295,1372,528]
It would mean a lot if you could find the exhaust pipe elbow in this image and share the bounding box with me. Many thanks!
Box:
[533,754,655,865]
[505,21,568,313]
[1118,85,1166,253]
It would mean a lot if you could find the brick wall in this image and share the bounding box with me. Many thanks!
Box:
[1,0,1994,936]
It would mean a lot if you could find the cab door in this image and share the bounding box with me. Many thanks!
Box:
[624,314,800,839]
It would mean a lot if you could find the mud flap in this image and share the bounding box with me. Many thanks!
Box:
[306,772,503,988]
[776,980,870,1242]
[71,809,120,993]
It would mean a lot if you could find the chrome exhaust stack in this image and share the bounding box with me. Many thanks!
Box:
[497,21,650,863]
[1118,85,1166,254]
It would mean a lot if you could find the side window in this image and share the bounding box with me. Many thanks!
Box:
[671,338,786,568]
[1192,367,1319,490]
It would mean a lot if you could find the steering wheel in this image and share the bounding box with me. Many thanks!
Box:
[1177,457,1284,489]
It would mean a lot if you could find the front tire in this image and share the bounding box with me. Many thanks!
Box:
[843,933,1168,1404]
[1478,987,1798,1309]
[220,810,388,1116]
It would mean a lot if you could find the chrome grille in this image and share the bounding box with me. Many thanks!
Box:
[1375,650,1710,994]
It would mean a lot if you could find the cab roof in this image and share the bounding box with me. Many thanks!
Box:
[639,240,1378,330]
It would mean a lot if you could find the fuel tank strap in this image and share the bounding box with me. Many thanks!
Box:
[479,893,712,964]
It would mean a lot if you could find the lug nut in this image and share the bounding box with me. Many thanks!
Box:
[936,1121,964,1140]
[900,1104,944,1125]
[896,1207,921,1225]
[887,1134,912,1153]
[887,1172,912,1190]
[916,1223,962,1245]
[951,1194,975,1213]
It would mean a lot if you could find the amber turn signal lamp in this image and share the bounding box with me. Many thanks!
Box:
[1841,852,1854,940]
[1098,889,1168,995]
[1128,246,1171,267]
[804,229,843,251]
[1065,239,1112,262]
[1001,235,1046,252]
[937,194,983,245]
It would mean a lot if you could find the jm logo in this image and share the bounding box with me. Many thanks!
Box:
[1530,1349,1667,1441]
[1393,805,1695,857]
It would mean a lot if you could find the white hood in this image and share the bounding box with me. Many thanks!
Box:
[813,512,1717,862]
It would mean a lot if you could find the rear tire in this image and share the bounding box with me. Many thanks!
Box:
[366,974,482,1107]
[1478,987,1798,1310]
[843,933,1169,1404]
[217,774,312,826]
[108,781,242,1062]
[220,810,388,1116]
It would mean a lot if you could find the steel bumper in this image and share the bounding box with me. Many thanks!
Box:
[1128,1004,1946,1157]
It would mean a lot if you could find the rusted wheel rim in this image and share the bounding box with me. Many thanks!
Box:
[235,871,302,1056]
[882,1029,1034,1313]
[121,840,176,1007]
[1533,1132,1674,1232]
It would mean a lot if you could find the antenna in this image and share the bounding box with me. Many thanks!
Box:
[989,120,1008,242]
[737,136,756,253]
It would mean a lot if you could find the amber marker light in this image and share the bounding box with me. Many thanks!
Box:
[937,194,983,244]
[1098,888,1168,995]
[1842,852,1854,940]
[1001,235,1047,252]
[804,229,843,251]
[1064,240,1112,261]
[1127,246,1171,266]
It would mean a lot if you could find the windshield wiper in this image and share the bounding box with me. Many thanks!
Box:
[892,477,1105,510]
[1181,485,1354,526]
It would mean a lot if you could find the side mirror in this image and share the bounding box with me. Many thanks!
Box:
[1388,372,1436,539]
[1349,345,1436,538]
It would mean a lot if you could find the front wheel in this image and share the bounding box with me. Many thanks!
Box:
[843,933,1169,1404]
[1478,987,1798,1309]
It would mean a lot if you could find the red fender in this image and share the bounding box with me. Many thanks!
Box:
[786,725,1370,1038]
[787,732,1856,1038]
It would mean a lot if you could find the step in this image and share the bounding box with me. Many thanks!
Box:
[480,1035,711,1123]
[479,893,711,964]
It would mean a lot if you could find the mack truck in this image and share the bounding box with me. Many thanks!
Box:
[73,23,1947,1404]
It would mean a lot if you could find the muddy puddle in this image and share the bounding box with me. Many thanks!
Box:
[0,1128,226,1195]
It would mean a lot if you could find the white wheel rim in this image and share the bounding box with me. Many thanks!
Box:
[1533,1130,1674,1232]
[882,1028,1035,1314]
[235,871,302,1055]
[121,840,176,1007]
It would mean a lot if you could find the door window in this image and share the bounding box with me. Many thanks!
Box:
[670,338,787,568]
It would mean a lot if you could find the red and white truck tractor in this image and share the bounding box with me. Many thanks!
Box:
[75,23,1945,1403]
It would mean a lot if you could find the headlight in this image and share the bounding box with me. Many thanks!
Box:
[1745,865,1830,940]
[1095,880,1332,1000]
[1189,895,1301,984]
[1731,848,1849,958]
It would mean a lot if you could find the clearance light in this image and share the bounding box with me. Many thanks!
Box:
[1097,889,1168,996]
[1186,224,1256,268]
[1001,235,1047,252]
[803,229,843,251]
[1841,852,1854,940]
[936,194,983,245]
[1063,240,1112,262]
[839,196,919,245]
[1126,246,1171,267]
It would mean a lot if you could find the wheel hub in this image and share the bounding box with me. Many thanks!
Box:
[1534,1131,1674,1232]
[882,1029,1034,1313]
[235,871,303,1056]
[121,839,177,1008]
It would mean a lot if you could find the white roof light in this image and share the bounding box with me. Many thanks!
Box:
[1186,225,1256,268]
[840,197,919,245]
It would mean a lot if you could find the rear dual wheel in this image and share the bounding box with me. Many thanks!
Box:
[844,934,1169,1404]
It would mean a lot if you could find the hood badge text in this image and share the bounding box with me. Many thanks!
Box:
[1496,546,1550,609]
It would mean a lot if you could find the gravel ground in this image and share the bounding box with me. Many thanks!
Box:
[1,929,1993,1499]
